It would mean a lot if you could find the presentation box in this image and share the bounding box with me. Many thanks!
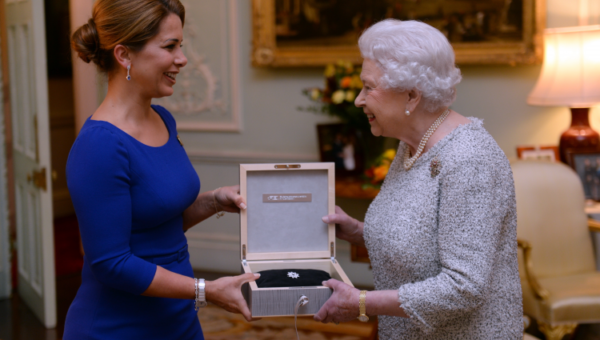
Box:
[239,163,353,317]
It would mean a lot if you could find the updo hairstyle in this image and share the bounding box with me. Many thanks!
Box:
[71,0,185,72]
[358,19,462,112]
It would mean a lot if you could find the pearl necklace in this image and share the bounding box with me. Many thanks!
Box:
[403,108,450,171]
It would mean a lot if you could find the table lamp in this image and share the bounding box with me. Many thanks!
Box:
[527,25,600,163]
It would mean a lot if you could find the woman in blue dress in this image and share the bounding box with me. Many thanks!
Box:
[63,1,258,339]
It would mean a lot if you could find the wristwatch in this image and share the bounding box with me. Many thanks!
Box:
[357,290,369,322]
[196,278,207,308]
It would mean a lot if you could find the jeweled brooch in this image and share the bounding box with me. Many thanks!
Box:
[288,272,300,279]
[430,157,442,178]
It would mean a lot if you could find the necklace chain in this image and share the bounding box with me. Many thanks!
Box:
[403,108,450,171]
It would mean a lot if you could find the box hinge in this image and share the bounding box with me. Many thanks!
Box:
[330,242,336,263]
[242,244,247,266]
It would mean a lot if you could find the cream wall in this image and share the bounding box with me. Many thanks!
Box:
[183,0,600,287]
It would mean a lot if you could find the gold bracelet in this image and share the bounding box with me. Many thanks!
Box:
[357,290,369,322]
[213,188,225,219]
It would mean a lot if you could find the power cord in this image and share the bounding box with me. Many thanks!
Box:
[294,295,309,340]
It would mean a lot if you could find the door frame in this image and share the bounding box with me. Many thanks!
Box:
[3,0,57,328]
[0,0,17,296]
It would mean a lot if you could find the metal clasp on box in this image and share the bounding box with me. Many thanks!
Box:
[242,244,247,266]
[274,164,301,169]
[331,242,336,263]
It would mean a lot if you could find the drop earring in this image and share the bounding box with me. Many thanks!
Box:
[126,65,131,81]
[405,110,410,116]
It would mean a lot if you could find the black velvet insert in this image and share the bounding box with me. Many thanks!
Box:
[255,269,331,288]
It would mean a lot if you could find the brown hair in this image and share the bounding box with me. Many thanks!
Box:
[71,0,185,72]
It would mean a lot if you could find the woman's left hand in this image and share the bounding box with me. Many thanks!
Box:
[205,273,259,322]
[214,185,246,213]
[314,279,360,324]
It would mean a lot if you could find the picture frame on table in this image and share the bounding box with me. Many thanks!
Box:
[251,0,545,67]
[516,145,559,162]
[316,123,364,177]
[566,150,600,201]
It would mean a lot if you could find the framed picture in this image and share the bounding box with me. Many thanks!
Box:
[252,0,545,67]
[566,150,600,201]
[516,145,559,162]
[316,123,364,177]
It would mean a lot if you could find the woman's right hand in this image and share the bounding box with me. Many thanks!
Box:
[322,206,365,247]
[205,273,259,321]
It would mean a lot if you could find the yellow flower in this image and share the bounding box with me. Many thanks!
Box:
[340,76,352,89]
[350,75,363,89]
[345,61,354,73]
[324,64,336,78]
[310,88,321,101]
[331,90,346,104]
[345,90,356,102]
[383,149,396,161]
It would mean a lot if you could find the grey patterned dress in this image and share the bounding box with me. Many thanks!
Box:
[363,118,523,339]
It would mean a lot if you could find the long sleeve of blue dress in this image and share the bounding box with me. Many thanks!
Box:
[67,126,157,295]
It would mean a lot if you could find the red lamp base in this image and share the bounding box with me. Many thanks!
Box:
[559,108,600,163]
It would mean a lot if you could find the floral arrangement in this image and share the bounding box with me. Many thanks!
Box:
[363,149,397,189]
[301,61,388,169]
[300,61,370,132]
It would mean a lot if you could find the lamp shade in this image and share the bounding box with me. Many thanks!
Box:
[527,25,600,108]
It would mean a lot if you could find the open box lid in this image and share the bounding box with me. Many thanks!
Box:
[240,163,336,262]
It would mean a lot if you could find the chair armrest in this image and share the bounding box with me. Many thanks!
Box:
[588,218,600,233]
[517,239,550,301]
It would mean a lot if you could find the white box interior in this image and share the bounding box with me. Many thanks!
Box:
[245,170,329,255]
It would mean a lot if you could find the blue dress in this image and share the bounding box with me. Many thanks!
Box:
[63,105,203,339]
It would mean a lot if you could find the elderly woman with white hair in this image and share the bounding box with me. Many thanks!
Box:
[314,19,523,339]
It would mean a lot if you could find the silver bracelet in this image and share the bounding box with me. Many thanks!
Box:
[194,278,199,311]
[194,278,207,311]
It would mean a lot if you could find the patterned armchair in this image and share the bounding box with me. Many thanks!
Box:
[511,160,600,340]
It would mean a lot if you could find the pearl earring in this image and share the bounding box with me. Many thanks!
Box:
[405,110,410,116]
[126,65,131,81]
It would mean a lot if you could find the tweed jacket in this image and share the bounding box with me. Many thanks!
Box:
[363,118,523,339]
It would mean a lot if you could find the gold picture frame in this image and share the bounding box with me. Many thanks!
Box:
[252,0,545,67]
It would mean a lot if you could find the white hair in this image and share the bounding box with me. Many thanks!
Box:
[358,19,462,112]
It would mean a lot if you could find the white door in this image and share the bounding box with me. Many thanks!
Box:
[5,0,56,328]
